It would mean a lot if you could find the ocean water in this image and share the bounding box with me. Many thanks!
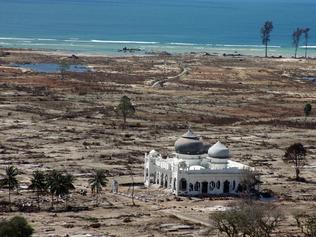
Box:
[1,0,316,56]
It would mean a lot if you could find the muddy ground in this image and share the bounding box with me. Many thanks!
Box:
[0,49,315,237]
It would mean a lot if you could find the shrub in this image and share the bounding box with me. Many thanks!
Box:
[0,216,33,237]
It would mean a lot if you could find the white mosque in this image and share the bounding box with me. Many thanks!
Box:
[144,129,253,196]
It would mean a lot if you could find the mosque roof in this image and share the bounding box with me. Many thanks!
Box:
[208,141,230,158]
[174,129,204,155]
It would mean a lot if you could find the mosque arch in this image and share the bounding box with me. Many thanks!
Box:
[232,180,236,191]
[202,181,208,194]
[180,178,187,191]
[164,174,168,188]
[216,181,221,189]
[223,180,230,193]
[145,168,148,178]
[189,183,194,192]
[194,182,200,192]
[149,172,155,184]
[160,173,164,186]
[173,178,177,191]
[209,181,215,191]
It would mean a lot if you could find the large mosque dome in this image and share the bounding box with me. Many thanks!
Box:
[208,141,230,158]
[174,129,204,155]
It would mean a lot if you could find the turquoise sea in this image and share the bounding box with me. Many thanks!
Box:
[1,0,316,56]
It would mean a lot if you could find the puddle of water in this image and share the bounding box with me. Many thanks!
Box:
[303,77,316,84]
[11,63,91,73]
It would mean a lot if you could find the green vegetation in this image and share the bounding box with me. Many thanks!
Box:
[117,95,135,129]
[0,216,33,237]
[304,103,312,117]
[89,169,108,206]
[28,170,47,210]
[260,21,273,58]
[46,170,75,209]
[0,166,19,209]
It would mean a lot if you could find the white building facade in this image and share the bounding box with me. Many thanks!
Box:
[144,129,253,196]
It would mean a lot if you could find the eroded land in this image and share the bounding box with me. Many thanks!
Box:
[0,49,315,237]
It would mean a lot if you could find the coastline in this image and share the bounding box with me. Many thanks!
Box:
[1,37,316,58]
[1,46,316,61]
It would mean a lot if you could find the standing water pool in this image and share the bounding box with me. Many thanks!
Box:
[11,63,91,73]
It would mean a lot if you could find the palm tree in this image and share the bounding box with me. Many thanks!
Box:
[293,28,303,58]
[61,173,75,208]
[261,21,273,58]
[46,170,75,209]
[89,169,108,206]
[302,28,310,59]
[46,170,61,209]
[0,166,19,209]
[28,170,47,210]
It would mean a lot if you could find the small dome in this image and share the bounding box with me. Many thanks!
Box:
[149,149,158,156]
[208,141,230,158]
[175,129,204,155]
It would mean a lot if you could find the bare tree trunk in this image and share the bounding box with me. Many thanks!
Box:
[37,191,40,210]
[122,112,127,129]
[96,193,99,206]
[295,168,300,181]
[51,193,54,209]
[265,42,268,58]
[8,189,11,210]
[131,177,135,206]
[295,46,298,58]
[305,40,308,59]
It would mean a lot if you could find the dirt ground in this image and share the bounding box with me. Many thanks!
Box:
[0,49,315,237]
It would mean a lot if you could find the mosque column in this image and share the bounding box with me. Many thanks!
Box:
[158,172,161,186]
[144,167,147,186]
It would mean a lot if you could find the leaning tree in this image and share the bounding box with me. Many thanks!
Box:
[117,95,135,129]
[283,143,307,181]
[293,28,303,58]
[261,21,274,58]
[0,166,19,209]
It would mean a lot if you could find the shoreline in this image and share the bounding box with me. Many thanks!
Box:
[1,47,316,61]
[2,37,316,58]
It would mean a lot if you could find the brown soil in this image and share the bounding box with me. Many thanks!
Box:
[0,49,315,237]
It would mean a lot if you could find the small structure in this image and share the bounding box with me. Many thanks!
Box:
[144,129,254,196]
[112,179,119,193]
